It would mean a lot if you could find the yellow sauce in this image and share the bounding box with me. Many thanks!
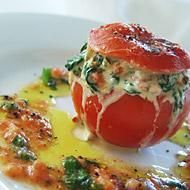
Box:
[170,124,190,146]
[39,108,101,166]
[18,80,101,166]
[0,112,5,121]
[174,166,190,182]
[18,80,70,104]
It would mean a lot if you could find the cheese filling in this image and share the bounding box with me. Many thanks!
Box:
[66,45,190,116]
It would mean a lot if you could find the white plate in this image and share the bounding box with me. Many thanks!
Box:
[0,13,184,190]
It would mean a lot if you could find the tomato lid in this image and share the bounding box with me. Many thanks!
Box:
[89,23,190,73]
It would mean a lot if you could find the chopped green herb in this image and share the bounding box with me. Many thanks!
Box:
[65,43,88,76]
[12,134,36,162]
[83,66,99,92]
[63,156,92,190]
[17,147,37,161]
[47,78,57,90]
[41,68,57,90]
[158,73,188,113]
[63,156,81,173]
[41,68,52,85]
[62,156,102,190]
[80,43,87,53]
[93,54,104,66]
[0,102,18,111]
[124,81,140,95]
[12,135,27,148]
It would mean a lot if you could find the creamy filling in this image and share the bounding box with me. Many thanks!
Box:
[66,45,190,147]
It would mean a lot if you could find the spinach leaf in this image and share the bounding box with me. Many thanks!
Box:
[82,53,106,93]
[66,43,87,72]
[172,89,183,113]
[65,51,85,71]
[12,135,27,148]
[158,74,187,113]
[93,54,104,66]
[158,74,177,92]
[83,65,99,92]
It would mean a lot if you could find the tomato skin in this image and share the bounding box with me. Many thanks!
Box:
[84,95,102,134]
[71,82,84,119]
[71,23,190,147]
[71,82,190,148]
[98,95,171,147]
[89,23,190,73]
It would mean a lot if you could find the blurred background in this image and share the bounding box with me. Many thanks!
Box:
[0,0,189,50]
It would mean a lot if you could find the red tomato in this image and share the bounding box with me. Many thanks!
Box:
[70,23,190,148]
[72,82,190,147]
[89,23,190,73]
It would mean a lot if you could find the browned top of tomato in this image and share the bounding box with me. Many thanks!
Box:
[89,23,190,73]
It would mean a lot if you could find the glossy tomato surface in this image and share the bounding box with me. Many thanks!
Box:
[89,23,190,73]
[70,23,190,148]
[71,82,190,148]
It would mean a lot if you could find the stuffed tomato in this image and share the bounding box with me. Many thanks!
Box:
[66,23,190,148]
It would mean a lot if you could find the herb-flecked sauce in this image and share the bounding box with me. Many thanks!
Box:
[0,70,189,190]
